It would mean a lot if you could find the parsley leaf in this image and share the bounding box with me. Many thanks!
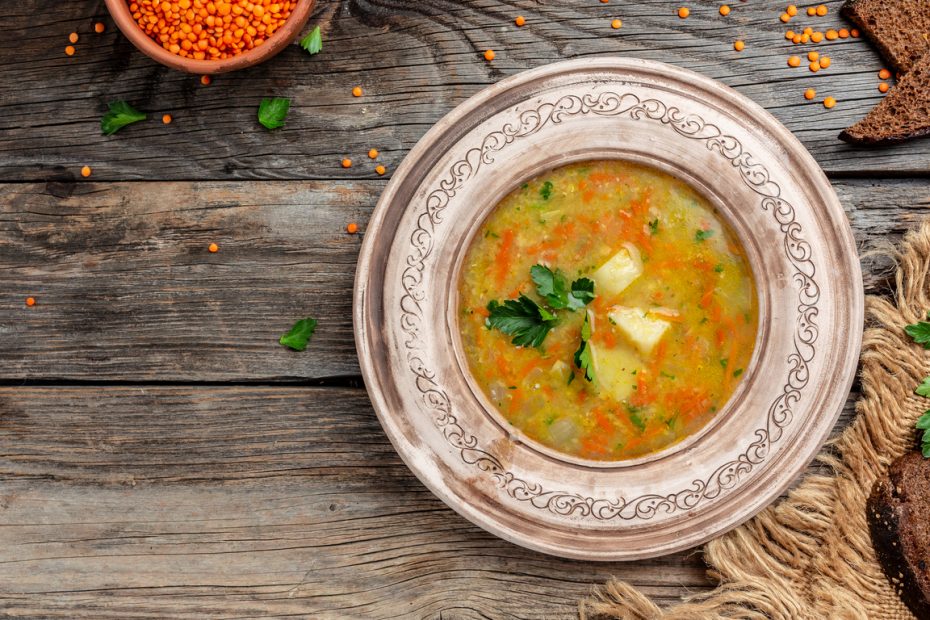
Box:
[916,376,930,398]
[629,409,646,433]
[905,315,930,348]
[570,277,595,308]
[648,219,659,235]
[695,229,714,242]
[573,312,596,382]
[487,295,557,348]
[100,101,146,135]
[530,264,595,311]
[258,97,291,130]
[279,317,317,351]
[299,26,322,55]
[540,180,553,200]
[918,411,930,458]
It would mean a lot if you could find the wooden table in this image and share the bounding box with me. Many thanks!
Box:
[2,1,929,617]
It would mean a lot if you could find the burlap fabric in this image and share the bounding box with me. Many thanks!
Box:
[581,223,930,620]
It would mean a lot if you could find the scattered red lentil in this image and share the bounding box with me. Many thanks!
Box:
[792,34,802,43]
[611,19,622,29]
[878,82,889,93]
[838,28,849,38]
[69,32,79,43]
[825,29,837,40]
[162,113,173,124]
[484,49,495,61]
[375,164,386,176]
[788,55,801,67]
[809,61,820,72]
[811,31,823,42]
[346,222,359,234]
[807,6,816,15]
[733,40,745,51]
[25,297,36,307]
[95,22,106,33]
[804,88,816,100]
[601,0,609,3]
[719,5,730,16]
[65,45,75,56]
[352,86,363,97]
[803,26,813,35]
[879,68,891,79]
[368,148,378,159]
[850,28,860,37]
[678,7,689,18]
[787,4,798,16]
[209,242,219,253]
[800,33,810,43]
[808,51,819,61]
[780,12,791,22]
[515,15,526,27]
[200,74,211,85]
[823,96,836,108]
[815,4,827,15]
[819,56,830,68]
[785,30,795,39]
[341,158,352,168]
[128,0,295,60]
[81,165,92,177]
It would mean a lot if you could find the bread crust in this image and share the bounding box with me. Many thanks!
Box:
[867,451,930,620]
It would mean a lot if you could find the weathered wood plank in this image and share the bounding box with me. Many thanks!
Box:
[2,179,923,381]
[1,0,929,182]
[0,386,716,618]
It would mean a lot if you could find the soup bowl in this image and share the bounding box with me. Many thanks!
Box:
[354,57,863,560]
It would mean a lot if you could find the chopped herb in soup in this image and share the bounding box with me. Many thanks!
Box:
[459,160,758,461]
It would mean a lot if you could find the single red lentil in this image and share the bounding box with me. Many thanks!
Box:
[484,49,495,61]
[808,51,819,61]
[515,15,525,26]
[69,32,79,43]
[352,86,362,97]
[200,74,211,85]
[816,4,827,15]
[611,19,622,29]
[719,5,730,16]
[787,4,798,16]
[878,82,889,93]
[819,56,830,68]
[341,158,352,168]
[788,55,801,67]
[733,40,745,51]
[823,96,836,108]
[162,113,173,124]
[809,61,820,72]
[678,7,689,18]
[65,45,75,56]
[804,88,816,100]
[368,148,378,159]
[780,12,790,22]
[347,222,359,234]
[81,165,92,177]
[25,297,36,307]
[825,29,837,40]
[838,28,849,38]
[375,164,386,175]
[785,30,795,39]
[879,68,891,79]
[95,22,106,33]
[208,242,219,253]
[811,31,823,42]
[850,28,860,37]
[807,6,816,15]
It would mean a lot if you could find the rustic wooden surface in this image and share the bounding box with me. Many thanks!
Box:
[2,0,930,617]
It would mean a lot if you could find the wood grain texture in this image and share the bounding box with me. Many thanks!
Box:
[2,0,930,182]
[1,178,925,381]
[0,386,716,619]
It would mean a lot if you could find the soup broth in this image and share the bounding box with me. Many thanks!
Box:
[458,160,758,461]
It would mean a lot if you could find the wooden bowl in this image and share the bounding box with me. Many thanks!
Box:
[354,58,863,560]
[103,0,315,74]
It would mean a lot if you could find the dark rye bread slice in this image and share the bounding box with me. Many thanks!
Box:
[841,0,930,74]
[840,52,930,144]
[867,450,930,619]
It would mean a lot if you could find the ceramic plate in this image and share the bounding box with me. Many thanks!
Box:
[354,57,863,560]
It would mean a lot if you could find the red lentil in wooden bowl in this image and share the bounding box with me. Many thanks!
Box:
[103,0,315,74]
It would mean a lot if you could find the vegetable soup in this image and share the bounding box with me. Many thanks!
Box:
[458,160,758,461]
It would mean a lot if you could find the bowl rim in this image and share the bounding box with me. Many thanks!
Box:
[354,56,864,560]
[102,0,315,74]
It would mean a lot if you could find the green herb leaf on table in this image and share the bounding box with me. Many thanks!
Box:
[299,26,322,55]
[487,295,557,348]
[258,97,291,130]
[100,101,146,135]
[916,376,930,398]
[905,317,930,348]
[279,317,317,351]
[573,312,596,382]
[917,411,930,458]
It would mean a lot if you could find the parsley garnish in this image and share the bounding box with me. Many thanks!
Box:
[695,229,714,242]
[905,312,930,348]
[917,412,930,458]
[573,312,595,382]
[540,180,553,200]
[299,26,322,55]
[487,295,557,348]
[279,317,317,351]
[258,97,291,130]
[530,264,594,311]
[629,409,646,433]
[648,219,659,235]
[714,263,724,273]
[100,101,146,135]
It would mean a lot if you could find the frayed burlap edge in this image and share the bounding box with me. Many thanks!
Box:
[581,221,930,620]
